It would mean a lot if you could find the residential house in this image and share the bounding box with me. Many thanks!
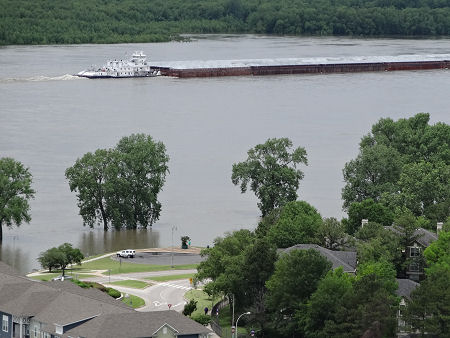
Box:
[0,262,211,338]
[395,279,419,337]
[385,226,438,281]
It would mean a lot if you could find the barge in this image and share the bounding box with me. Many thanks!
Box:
[153,59,450,78]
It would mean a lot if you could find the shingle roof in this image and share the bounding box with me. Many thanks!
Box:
[46,280,132,310]
[1,263,211,338]
[280,244,357,272]
[385,226,438,247]
[64,311,212,338]
[396,279,419,299]
[34,290,132,326]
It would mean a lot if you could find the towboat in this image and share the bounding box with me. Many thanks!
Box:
[77,51,160,78]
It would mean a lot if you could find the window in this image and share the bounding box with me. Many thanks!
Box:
[163,327,167,334]
[2,315,8,332]
[410,247,421,257]
[34,326,39,338]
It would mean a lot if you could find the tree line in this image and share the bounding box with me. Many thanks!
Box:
[1,0,450,45]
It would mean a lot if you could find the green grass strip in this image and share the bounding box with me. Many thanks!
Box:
[184,289,220,317]
[80,256,198,275]
[145,273,195,282]
[109,280,150,289]
[122,294,145,308]
[29,273,61,281]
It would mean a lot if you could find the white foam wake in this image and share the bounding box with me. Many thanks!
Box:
[1,74,84,83]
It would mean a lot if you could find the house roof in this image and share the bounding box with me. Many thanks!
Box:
[0,263,212,338]
[34,290,132,326]
[396,279,419,299]
[0,261,22,276]
[46,280,132,310]
[280,244,357,272]
[64,311,212,338]
[385,226,438,247]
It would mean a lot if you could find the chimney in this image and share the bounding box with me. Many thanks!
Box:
[437,222,443,233]
[361,219,369,228]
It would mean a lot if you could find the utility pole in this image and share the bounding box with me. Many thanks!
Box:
[171,225,177,268]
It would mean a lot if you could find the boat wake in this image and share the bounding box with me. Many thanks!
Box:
[0,74,84,83]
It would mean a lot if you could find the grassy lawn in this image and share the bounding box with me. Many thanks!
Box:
[109,280,151,289]
[184,289,220,317]
[145,273,195,282]
[121,294,145,308]
[29,273,61,281]
[29,273,99,281]
[80,257,198,274]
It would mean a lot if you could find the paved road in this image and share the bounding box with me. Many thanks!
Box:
[104,279,192,312]
[82,269,197,312]
[112,251,204,265]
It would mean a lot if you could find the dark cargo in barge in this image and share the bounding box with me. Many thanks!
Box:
[152,60,450,78]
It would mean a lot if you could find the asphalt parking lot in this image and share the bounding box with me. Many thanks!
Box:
[111,251,205,265]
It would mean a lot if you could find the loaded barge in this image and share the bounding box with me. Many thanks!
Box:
[151,56,450,78]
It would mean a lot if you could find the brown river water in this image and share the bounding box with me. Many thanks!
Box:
[0,35,449,273]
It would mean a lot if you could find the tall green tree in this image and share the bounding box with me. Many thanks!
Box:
[109,134,170,229]
[265,249,331,336]
[231,138,307,217]
[0,157,35,241]
[345,198,394,235]
[319,274,397,338]
[38,243,84,276]
[342,144,403,209]
[304,268,354,338]
[267,200,322,248]
[342,114,450,223]
[315,217,349,250]
[65,134,169,230]
[65,149,112,230]
[195,229,255,306]
[405,264,450,337]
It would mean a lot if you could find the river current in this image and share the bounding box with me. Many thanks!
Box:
[1,35,449,273]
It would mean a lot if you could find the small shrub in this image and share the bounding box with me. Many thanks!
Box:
[106,287,121,299]
[91,282,106,292]
[71,279,90,288]
[183,299,197,316]
[192,314,211,325]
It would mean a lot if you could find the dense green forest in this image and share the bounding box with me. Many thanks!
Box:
[1,0,450,45]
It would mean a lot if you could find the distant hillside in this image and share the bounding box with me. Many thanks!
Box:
[1,0,450,45]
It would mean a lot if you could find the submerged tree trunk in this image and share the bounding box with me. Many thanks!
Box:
[99,201,108,231]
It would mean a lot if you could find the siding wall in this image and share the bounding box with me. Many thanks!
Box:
[0,312,12,338]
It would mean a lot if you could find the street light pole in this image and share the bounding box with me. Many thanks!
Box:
[171,225,177,268]
[235,312,251,338]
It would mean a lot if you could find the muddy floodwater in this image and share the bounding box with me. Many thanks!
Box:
[1,35,449,273]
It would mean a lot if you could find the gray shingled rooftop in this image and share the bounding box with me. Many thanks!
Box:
[65,311,212,338]
[396,279,419,299]
[280,244,357,272]
[385,226,438,247]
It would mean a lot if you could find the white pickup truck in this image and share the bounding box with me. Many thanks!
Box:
[116,249,136,258]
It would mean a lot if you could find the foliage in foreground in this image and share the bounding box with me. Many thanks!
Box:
[342,113,450,228]
[0,157,35,241]
[66,133,169,230]
[38,243,84,275]
[232,137,307,217]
